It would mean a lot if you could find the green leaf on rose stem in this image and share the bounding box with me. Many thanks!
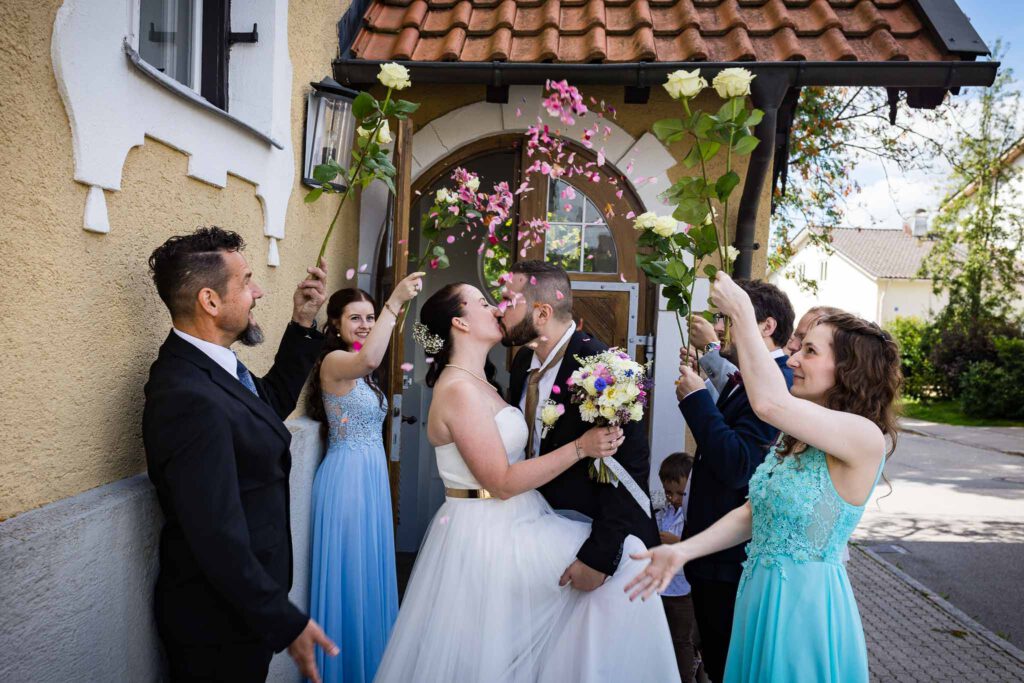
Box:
[715,171,741,202]
[694,112,715,137]
[744,108,764,128]
[704,264,719,278]
[673,198,709,225]
[304,187,324,203]
[380,174,396,195]
[352,92,376,119]
[733,135,760,156]
[701,310,716,323]
[673,231,695,250]
[312,163,338,184]
[436,253,451,269]
[652,118,686,142]
[432,245,446,257]
[717,98,745,123]
[699,140,722,161]
[666,259,689,281]
[395,99,420,114]
[682,143,703,168]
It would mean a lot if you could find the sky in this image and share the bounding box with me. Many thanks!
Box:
[839,0,1024,231]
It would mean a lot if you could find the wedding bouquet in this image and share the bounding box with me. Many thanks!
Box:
[567,348,650,483]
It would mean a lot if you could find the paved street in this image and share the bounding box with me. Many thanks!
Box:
[853,420,1024,648]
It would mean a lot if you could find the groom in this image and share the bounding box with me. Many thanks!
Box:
[502,260,659,589]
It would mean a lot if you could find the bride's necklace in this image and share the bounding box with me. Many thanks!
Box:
[446,364,497,391]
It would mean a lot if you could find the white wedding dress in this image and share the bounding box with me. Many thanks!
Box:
[374,406,679,682]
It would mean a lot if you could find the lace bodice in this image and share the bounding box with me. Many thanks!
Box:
[435,406,528,489]
[743,444,879,583]
[323,379,387,448]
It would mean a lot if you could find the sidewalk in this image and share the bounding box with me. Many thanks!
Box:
[900,419,1024,456]
[849,544,1024,682]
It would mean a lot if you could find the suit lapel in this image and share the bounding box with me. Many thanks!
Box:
[163,332,291,444]
[540,332,585,453]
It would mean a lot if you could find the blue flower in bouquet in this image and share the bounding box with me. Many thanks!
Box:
[594,376,608,393]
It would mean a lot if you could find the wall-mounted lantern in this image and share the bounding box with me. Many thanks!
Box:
[303,77,359,191]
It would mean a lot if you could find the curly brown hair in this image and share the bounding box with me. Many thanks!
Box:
[777,312,903,460]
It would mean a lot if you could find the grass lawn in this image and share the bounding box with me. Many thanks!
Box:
[901,399,1024,428]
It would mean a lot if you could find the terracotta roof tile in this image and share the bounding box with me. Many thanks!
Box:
[352,0,966,64]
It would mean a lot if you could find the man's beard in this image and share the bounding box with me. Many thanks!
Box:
[238,321,265,347]
[500,315,538,348]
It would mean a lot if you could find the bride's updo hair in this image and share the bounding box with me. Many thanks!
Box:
[419,282,468,387]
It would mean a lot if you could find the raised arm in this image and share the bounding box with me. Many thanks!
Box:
[441,381,622,500]
[710,272,884,467]
[320,272,424,382]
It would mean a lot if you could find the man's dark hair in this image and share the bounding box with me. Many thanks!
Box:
[148,226,245,319]
[735,279,795,348]
[659,452,693,482]
[510,260,573,320]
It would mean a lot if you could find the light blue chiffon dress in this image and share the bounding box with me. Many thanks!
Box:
[724,444,884,683]
[310,379,398,682]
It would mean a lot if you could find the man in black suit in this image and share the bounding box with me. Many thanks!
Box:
[501,260,659,589]
[144,227,336,682]
[675,279,794,682]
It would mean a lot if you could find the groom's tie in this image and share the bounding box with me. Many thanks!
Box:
[524,342,569,458]
[235,357,260,398]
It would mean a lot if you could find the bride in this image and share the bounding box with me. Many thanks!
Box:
[374,282,678,682]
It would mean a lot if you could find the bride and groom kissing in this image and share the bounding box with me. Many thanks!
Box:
[374,260,679,680]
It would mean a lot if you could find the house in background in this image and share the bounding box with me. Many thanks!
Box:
[770,223,947,325]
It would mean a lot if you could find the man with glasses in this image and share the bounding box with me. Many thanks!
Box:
[673,280,794,682]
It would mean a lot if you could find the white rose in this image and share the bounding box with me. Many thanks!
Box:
[466,176,480,192]
[583,375,598,397]
[435,188,453,204]
[653,215,678,238]
[726,246,741,262]
[633,211,658,231]
[600,404,618,421]
[713,68,754,99]
[357,120,392,145]
[629,403,644,422]
[541,403,561,426]
[378,62,411,90]
[664,69,707,99]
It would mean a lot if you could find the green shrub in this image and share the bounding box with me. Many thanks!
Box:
[927,316,1021,399]
[959,336,1024,419]
[886,317,937,400]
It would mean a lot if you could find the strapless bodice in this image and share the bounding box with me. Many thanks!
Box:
[434,406,528,489]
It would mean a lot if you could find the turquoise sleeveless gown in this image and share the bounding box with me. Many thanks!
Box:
[310,379,398,682]
[724,444,884,683]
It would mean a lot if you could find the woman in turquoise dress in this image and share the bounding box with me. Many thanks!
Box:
[306,273,424,683]
[628,272,902,682]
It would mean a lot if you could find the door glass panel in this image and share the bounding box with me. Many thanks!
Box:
[544,179,618,273]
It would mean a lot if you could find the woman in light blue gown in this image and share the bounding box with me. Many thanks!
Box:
[306,273,424,683]
[628,272,902,683]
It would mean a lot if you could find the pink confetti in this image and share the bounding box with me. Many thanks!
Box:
[620,273,627,283]
[626,211,636,220]
[439,515,450,525]
[555,404,566,416]
[358,263,368,272]
[515,107,522,117]
[352,341,363,351]
[555,290,564,300]
[616,189,624,199]
[447,235,456,244]
[400,362,414,372]
[551,385,561,395]
[425,358,434,364]
[345,268,355,280]
[530,276,538,285]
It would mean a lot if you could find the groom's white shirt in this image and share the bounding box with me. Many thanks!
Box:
[518,321,576,454]
[173,328,240,380]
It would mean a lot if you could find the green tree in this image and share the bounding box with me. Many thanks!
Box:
[921,47,1024,324]
[770,86,945,291]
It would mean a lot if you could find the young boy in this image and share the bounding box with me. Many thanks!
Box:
[657,452,698,683]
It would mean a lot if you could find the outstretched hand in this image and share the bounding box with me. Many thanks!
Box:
[624,544,688,601]
[287,618,338,683]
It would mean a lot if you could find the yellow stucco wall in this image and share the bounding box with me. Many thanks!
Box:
[0,0,357,520]
[406,83,772,276]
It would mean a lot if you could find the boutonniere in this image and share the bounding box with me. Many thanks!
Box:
[540,399,565,438]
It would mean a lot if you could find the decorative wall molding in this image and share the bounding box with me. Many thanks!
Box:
[52,0,295,265]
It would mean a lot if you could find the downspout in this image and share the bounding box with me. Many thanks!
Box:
[733,71,793,278]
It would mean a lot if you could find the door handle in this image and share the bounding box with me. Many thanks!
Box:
[401,415,418,425]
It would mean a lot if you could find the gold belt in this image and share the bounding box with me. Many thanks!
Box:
[445,487,493,499]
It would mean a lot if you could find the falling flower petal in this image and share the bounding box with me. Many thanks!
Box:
[439,515,450,525]
[345,268,356,280]
[425,358,434,364]
[352,341,363,351]
[616,189,624,199]
[555,290,565,300]
[447,235,456,243]
[400,362,414,372]
[551,385,561,395]
[359,263,368,272]
[620,273,627,283]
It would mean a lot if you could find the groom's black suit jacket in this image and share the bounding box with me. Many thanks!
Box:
[143,324,323,652]
[509,330,659,576]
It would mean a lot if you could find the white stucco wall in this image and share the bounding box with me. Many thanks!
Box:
[771,243,880,322]
[876,279,945,324]
[0,418,324,683]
